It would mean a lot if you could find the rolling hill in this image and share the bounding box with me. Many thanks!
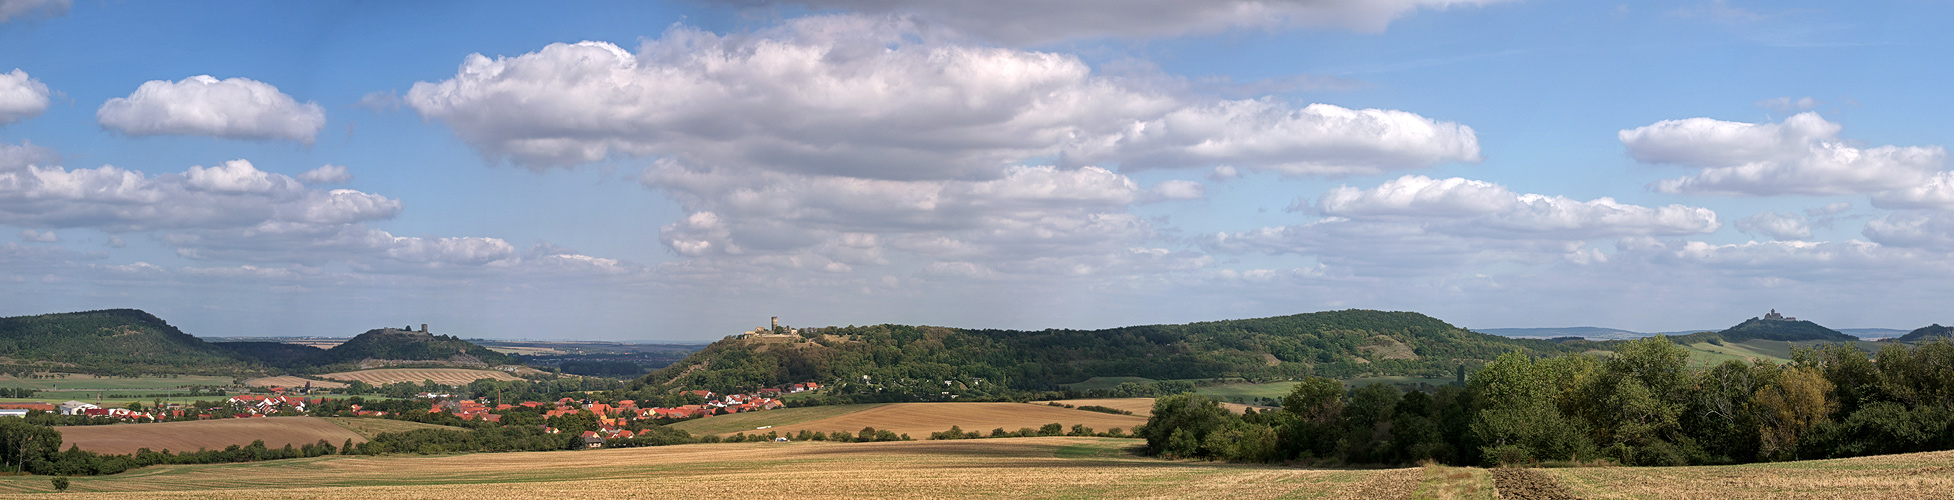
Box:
[0,309,262,377]
[1712,316,1857,342]
[218,327,518,373]
[637,309,1591,397]
[1896,324,1953,343]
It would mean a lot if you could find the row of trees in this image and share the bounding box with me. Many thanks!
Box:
[1142,338,1954,466]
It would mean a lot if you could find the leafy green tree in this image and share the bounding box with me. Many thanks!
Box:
[1754,366,1836,461]
[1470,351,1593,465]
[1142,393,1233,457]
[1281,377,1344,424]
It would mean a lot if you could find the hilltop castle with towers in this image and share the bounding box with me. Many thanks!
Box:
[1762,309,1797,321]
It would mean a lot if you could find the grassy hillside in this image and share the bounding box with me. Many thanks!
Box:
[639,309,1589,397]
[0,309,261,377]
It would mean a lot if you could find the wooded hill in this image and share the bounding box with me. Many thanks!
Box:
[636,309,1595,397]
[1897,324,1953,343]
[1713,317,1857,342]
[0,309,263,377]
[219,327,517,373]
[0,309,518,377]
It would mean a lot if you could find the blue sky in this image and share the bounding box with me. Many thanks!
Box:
[3,0,1952,341]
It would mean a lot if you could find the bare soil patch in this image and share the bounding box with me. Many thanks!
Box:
[1493,468,1583,500]
[56,417,365,455]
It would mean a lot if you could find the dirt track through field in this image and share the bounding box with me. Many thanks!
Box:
[755,402,1150,438]
[1493,468,1583,500]
[57,417,366,455]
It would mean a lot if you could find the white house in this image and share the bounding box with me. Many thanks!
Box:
[58,400,98,415]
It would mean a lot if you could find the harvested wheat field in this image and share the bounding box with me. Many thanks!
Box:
[317,368,520,386]
[242,376,348,389]
[57,417,367,455]
[1048,398,1263,416]
[0,437,1377,499]
[755,402,1149,438]
[1542,449,1954,500]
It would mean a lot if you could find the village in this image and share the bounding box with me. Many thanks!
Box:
[0,382,822,447]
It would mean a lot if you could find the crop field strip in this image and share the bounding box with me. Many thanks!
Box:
[0,437,1383,499]
[665,403,886,435]
[1046,398,1262,416]
[319,417,469,440]
[241,375,347,388]
[55,416,368,455]
[316,368,521,386]
[0,374,232,390]
[753,402,1150,437]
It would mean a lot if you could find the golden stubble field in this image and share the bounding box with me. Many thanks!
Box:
[1544,450,1954,500]
[56,417,367,455]
[0,435,1946,498]
[0,437,1376,499]
[757,402,1150,437]
[317,368,520,386]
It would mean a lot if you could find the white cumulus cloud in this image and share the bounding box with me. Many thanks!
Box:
[1734,211,1811,241]
[297,164,352,185]
[1314,175,1720,238]
[17,229,54,242]
[1871,171,1954,210]
[408,17,1476,180]
[0,69,50,125]
[1084,100,1480,177]
[97,76,326,144]
[1621,112,1945,196]
[730,0,1516,45]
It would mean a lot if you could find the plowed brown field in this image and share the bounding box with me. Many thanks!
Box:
[317,368,519,386]
[756,402,1148,437]
[56,417,366,455]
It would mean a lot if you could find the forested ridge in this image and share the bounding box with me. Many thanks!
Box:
[639,310,1594,397]
[0,310,516,377]
[0,310,262,377]
[304,328,517,369]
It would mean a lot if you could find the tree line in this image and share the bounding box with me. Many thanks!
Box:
[1141,338,1954,466]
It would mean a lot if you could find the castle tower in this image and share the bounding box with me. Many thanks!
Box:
[771,316,779,330]
[422,323,429,333]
